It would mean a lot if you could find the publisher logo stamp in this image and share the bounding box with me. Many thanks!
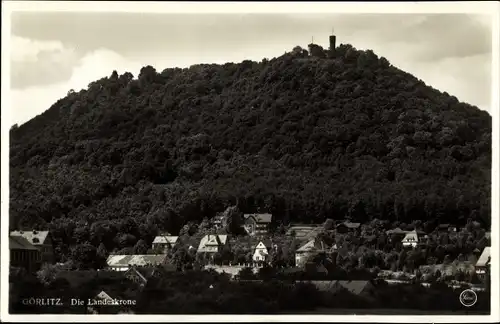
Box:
[459,289,477,307]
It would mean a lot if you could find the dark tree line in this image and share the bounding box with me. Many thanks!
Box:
[10,267,490,314]
[10,43,491,263]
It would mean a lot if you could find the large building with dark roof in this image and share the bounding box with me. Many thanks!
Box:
[243,213,273,236]
[10,229,54,262]
[9,235,42,272]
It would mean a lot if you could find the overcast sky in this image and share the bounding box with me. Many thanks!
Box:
[9,11,493,125]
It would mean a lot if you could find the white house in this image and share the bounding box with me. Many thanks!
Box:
[252,241,274,264]
[401,230,419,248]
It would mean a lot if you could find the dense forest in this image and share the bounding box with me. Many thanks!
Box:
[10,43,491,262]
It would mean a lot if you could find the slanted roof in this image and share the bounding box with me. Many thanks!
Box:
[254,240,273,253]
[125,267,148,283]
[306,280,337,291]
[286,225,322,239]
[334,280,372,295]
[197,234,228,252]
[244,213,272,223]
[402,230,418,243]
[297,238,326,253]
[152,235,179,245]
[337,222,361,229]
[106,254,167,267]
[303,280,371,295]
[310,263,328,274]
[255,239,272,249]
[95,290,114,302]
[10,230,50,245]
[9,236,38,250]
[476,247,491,267]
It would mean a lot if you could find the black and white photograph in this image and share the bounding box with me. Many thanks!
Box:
[1,1,499,322]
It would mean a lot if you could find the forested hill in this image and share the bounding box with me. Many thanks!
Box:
[10,43,491,240]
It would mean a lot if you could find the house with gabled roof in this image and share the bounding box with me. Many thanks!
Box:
[197,234,228,254]
[10,229,54,262]
[475,247,490,279]
[243,213,272,236]
[106,254,168,271]
[9,235,42,272]
[295,238,327,267]
[152,235,179,252]
[401,230,419,248]
[124,265,174,289]
[252,240,275,265]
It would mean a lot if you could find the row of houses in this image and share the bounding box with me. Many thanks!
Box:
[113,232,343,272]
[8,218,492,280]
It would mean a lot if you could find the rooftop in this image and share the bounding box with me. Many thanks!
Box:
[9,236,38,250]
[106,254,167,267]
[337,222,361,229]
[297,238,327,253]
[402,230,418,243]
[476,247,491,267]
[244,213,272,223]
[10,230,50,245]
[152,235,179,245]
[197,234,228,252]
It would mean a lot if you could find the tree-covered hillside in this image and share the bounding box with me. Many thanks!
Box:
[10,43,491,260]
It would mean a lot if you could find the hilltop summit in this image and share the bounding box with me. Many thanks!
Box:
[10,43,491,251]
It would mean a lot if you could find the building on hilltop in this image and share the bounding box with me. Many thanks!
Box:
[10,229,54,263]
[243,213,272,236]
